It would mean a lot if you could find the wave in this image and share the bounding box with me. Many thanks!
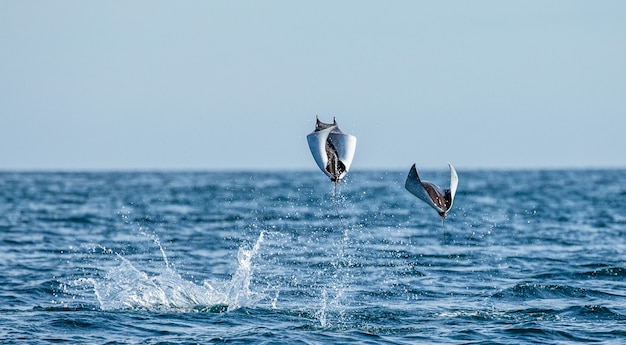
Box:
[561,304,626,320]
[492,283,616,300]
[578,266,626,279]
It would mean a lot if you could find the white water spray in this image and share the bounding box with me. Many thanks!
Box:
[76,231,266,313]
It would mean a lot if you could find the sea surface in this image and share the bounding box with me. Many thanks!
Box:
[1,169,626,344]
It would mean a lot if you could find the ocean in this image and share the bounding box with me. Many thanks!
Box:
[1,169,625,344]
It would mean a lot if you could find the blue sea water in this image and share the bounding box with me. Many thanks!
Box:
[1,169,626,344]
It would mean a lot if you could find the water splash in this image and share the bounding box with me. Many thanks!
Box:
[225,230,265,310]
[317,289,328,327]
[76,231,266,313]
[314,184,353,327]
[138,226,170,268]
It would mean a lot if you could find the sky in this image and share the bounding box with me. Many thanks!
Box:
[1,1,625,171]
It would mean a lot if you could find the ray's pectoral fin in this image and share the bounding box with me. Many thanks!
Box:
[405,164,445,214]
[446,163,458,211]
[306,126,334,177]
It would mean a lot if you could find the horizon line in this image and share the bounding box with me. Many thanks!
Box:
[0,165,624,173]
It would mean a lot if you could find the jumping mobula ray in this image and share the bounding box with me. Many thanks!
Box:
[306,117,357,184]
[405,163,458,226]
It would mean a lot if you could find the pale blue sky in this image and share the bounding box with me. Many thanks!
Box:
[1,1,625,171]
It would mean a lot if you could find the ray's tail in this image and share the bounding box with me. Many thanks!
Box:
[333,182,342,223]
[441,218,446,243]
